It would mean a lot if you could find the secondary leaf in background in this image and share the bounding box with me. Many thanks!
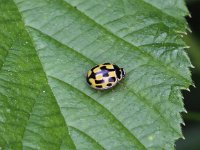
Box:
[0,0,192,149]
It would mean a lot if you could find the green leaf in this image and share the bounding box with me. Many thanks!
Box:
[0,0,192,149]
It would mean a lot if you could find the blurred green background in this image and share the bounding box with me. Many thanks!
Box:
[176,0,200,149]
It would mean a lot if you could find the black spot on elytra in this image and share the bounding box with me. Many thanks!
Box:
[89,72,96,79]
[86,77,92,85]
[113,65,121,79]
[113,64,120,70]
[100,66,115,71]
[107,83,112,87]
[103,63,111,65]
[91,65,99,72]
[109,77,116,82]
[95,80,104,84]
[103,72,109,77]
[100,66,107,70]
[96,85,102,88]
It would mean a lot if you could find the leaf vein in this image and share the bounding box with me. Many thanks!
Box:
[69,126,106,150]
[49,75,147,150]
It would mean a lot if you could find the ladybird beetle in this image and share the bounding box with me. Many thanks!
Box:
[86,63,125,90]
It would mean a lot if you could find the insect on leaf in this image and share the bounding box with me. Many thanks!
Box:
[0,0,192,149]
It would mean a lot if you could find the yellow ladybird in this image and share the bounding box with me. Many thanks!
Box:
[86,63,125,90]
